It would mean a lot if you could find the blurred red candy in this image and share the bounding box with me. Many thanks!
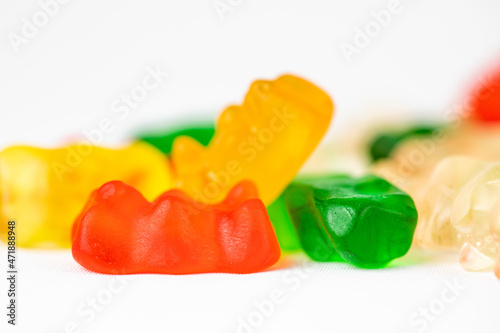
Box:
[471,66,500,122]
[72,180,280,274]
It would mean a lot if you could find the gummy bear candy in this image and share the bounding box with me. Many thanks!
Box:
[72,180,280,274]
[137,122,215,154]
[267,194,301,252]
[0,142,173,248]
[283,174,417,267]
[396,155,500,276]
[372,123,500,193]
[170,74,334,205]
[368,124,440,162]
[491,200,500,279]
[137,120,302,251]
[470,64,500,122]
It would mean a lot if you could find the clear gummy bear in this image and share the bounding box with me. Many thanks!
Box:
[390,155,500,276]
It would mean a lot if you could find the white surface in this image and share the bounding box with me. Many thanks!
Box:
[0,248,499,333]
[2,0,500,332]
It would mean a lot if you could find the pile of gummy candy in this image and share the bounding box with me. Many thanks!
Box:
[1,68,500,278]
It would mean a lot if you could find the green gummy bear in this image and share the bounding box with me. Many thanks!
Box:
[283,174,418,268]
[267,195,301,252]
[369,125,440,162]
[137,123,215,154]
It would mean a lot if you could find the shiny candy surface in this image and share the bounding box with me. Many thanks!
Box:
[72,181,280,274]
[170,75,334,205]
[283,174,418,267]
[391,156,500,273]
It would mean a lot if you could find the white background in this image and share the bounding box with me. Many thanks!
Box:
[2,0,500,332]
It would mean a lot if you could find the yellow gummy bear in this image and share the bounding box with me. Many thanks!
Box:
[1,74,333,248]
[0,142,173,248]
[170,74,334,204]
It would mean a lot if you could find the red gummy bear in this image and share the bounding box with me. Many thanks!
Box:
[471,65,500,122]
[71,180,280,274]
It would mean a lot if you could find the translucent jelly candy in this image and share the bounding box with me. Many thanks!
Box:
[140,120,302,251]
[170,74,334,205]
[372,123,500,193]
[491,201,500,279]
[137,123,215,154]
[368,124,440,162]
[283,174,418,267]
[0,142,172,248]
[267,194,301,252]
[400,156,500,274]
[1,75,332,249]
[72,180,280,274]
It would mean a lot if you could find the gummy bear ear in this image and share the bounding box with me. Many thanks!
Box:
[273,75,334,117]
[217,105,242,132]
[222,180,259,205]
[170,135,206,173]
